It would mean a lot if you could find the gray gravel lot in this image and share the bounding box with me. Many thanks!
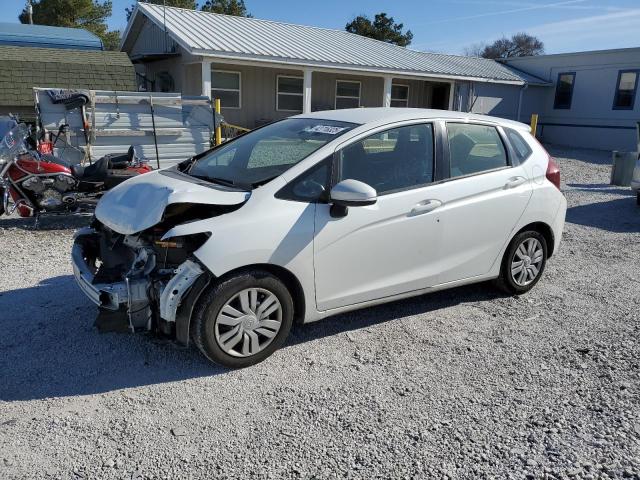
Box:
[0,146,638,479]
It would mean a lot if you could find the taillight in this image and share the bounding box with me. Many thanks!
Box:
[533,136,561,190]
[546,156,561,190]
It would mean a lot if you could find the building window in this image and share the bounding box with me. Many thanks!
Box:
[390,84,409,107]
[211,69,241,109]
[335,80,361,109]
[613,70,639,110]
[553,72,575,110]
[276,75,304,112]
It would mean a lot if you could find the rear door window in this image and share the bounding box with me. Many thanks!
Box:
[447,123,508,178]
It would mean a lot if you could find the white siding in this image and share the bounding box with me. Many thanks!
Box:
[504,49,640,150]
[35,89,213,169]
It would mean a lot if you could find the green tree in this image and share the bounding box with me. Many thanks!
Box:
[345,13,413,47]
[479,33,544,59]
[200,0,251,16]
[19,0,121,50]
[126,0,198,21]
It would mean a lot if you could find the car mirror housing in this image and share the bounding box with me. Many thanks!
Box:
[330,179,377,207]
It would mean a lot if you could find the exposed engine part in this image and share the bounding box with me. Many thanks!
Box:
[38,188,63,209]
[21,173,78,211]
[21,176,45,194]
[73,228,152,330]
[73,221,212,336]
[62,193,77,205]
[54,174,77,191]
[125,276,152,331]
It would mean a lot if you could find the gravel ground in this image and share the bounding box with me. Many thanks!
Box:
[0,146,638,480]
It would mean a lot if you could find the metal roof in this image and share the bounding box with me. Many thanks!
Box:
[128,4,548,85]
[0,22,103,50]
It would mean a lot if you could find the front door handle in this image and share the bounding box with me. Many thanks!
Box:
[504,176,527,189]
[410,199,442,216]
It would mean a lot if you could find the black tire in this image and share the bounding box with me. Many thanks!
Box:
[0,188,4,216]
[191,269,294,368]
[495,230,548,295]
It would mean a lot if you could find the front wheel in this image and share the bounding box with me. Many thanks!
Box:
[191,270,294,368]
[495,230,548,295]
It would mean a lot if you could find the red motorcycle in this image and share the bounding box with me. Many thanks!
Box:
[0,118,152,219]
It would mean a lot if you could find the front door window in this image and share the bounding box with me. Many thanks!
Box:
[338,123,434,194]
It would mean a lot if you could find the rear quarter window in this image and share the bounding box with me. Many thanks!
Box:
[505,128,533,163]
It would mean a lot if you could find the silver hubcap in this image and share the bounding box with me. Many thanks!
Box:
[214,288,282,358]
[511,238,544,286]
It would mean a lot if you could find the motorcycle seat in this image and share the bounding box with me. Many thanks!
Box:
[71,156,109,182]
[99,146,135,169]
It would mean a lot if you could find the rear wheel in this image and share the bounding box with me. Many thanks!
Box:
[192,270,294,368]
[495,230,547,295]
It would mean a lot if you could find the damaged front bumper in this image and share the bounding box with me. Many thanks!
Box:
[71,227,149,312]
[71,227,207,334]
[72,232,139,310]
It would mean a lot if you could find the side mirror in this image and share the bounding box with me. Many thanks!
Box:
[330,179,377,207]
[329,179,377,217]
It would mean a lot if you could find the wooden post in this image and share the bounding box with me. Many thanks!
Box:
[214,98,222,146]
[530,113,539,137]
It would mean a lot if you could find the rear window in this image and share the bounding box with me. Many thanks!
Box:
[505,128,533,162]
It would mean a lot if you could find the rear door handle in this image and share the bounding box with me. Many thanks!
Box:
[410,199,442,216]
[505,176,527,189]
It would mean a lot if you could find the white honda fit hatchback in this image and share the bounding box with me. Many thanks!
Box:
[72,108,566,367]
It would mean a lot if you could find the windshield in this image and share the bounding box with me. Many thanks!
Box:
[186,118,356,188]
[0,122,29,164]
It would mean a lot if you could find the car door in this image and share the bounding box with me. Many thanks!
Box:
[313,122,444,311]
[434,121,533,285]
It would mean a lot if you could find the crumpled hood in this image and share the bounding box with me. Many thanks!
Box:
[95,169,250,234]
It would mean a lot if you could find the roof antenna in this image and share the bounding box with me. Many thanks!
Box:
[163,0,168,53]
[26,0,33,24]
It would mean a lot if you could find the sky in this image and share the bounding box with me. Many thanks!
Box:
[2,0,639,55]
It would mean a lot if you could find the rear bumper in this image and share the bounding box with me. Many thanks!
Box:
[551,195,567,255]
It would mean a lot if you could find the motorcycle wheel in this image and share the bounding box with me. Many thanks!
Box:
[0,187,4,216]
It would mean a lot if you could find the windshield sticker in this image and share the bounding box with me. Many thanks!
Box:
[304,125,347,135]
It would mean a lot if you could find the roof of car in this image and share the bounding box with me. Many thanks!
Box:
[296,108,531,131]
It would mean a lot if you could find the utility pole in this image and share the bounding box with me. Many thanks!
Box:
[27,0,33,24]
